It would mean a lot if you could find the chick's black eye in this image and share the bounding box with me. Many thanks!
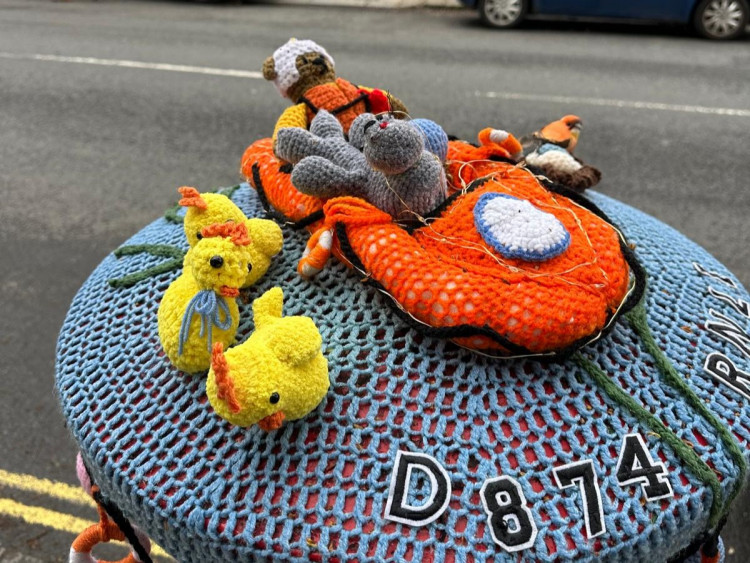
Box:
[210,255,224,268]
[196,232,203,240]
[247,262,253,273]
[269,392,280,404]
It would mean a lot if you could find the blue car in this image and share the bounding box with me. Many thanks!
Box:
[460,0,749,39]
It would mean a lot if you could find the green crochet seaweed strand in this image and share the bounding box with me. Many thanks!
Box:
[627,303,747,518]
[574,353,724,528]
[108,244,185,288]
[112,184,245,286]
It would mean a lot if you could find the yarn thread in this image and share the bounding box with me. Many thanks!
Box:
[177,290,233,356]
[108,244,185,288]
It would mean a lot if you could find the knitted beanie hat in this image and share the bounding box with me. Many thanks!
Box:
[269,38,335,99]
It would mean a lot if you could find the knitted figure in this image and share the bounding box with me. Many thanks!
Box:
[157,222,252,374]
[362,113,448,218]
[262,38,408,144]
[275,110,447,219]
[207,287,329,431]
[178,187,283,287]
[520,115,602,193]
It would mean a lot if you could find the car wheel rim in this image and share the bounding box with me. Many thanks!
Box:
[484,0,523,25]
[702,0,745,36]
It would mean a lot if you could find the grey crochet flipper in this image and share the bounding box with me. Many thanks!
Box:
[275,110,375,200]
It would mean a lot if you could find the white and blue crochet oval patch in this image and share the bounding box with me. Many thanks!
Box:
[474,193,571,261]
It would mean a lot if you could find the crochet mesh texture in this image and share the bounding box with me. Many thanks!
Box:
[56,185,750,562]
[327,167,630,354]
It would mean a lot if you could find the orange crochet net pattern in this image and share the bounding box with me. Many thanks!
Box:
[446,140,517,190]
[325,164,630,355]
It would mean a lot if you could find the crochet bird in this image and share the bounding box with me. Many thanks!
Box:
[178,187,283,287]
[206,287,329,431]
[522,114,582,154]
[520,116,602,193]
[158,222,252,374]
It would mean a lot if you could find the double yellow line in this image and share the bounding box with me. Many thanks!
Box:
[0,468,173,561]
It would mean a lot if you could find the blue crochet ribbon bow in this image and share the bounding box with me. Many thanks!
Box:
[177,290,232,356]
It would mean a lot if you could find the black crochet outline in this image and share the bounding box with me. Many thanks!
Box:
[251,162,324,230]
[300,91,370,117]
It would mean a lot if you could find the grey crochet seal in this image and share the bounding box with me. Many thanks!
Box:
[275,110,447,219]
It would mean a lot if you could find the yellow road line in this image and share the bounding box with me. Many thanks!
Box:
[0,468,92,507]
[0,497,173,561]
[0,497,92,532]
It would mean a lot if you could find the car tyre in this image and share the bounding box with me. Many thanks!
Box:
[693,0,749,39]
[478,0,528,29]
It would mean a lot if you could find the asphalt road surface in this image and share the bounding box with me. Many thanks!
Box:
[1,1,749,561]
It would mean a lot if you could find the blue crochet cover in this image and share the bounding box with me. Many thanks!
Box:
[55,185,749,562]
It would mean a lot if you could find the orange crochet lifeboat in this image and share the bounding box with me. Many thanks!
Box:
[241,138,641,359]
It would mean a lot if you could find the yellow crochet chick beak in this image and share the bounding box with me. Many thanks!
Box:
[206,287,330,431]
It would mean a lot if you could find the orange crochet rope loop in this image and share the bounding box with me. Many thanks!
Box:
[71,522,134,563]
[71,489,140,563]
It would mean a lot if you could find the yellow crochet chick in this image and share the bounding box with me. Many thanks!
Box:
[158,222,253,374]
[178,186,284,287]
[206,287,330,432]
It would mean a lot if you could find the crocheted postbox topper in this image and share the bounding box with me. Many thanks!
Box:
[57,184,749,563]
